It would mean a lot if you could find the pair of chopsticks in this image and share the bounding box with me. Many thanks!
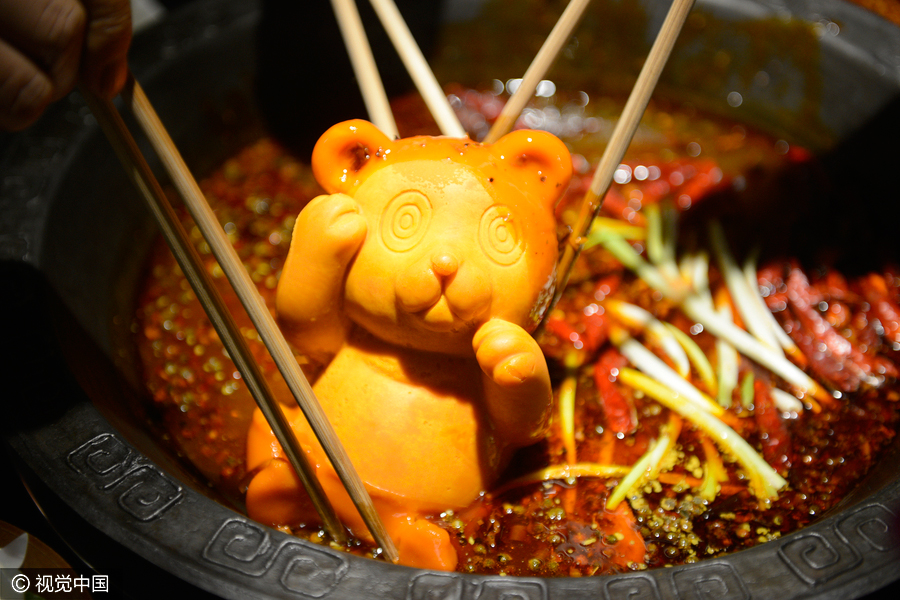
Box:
[330,0,465,138]
[553,0,696,301]
[336,0,695,299]
[83,77,399,562]
[86,0,695,566]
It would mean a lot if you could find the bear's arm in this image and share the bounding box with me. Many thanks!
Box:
[276,193,367,360]
[473,319,553,448]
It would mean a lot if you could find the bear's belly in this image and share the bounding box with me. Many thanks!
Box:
[310,333,496,510]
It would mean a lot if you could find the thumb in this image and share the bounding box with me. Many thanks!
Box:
[79,0,132,99]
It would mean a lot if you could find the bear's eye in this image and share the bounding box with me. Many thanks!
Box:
[479,205,524,266]
[380,191,432,252]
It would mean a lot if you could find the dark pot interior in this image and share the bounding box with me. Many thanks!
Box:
[2,0,900,598]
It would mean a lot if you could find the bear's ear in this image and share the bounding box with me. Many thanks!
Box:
[311,120,393,194]
[491,129,573,208]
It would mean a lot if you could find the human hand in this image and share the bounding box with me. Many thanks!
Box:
[0,0,131,131]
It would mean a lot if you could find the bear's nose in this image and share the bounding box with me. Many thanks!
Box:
[431,252,459,277]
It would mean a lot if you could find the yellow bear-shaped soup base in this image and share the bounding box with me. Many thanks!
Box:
[245,120,573,570]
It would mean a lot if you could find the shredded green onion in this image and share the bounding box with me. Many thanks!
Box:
[709,220,782,352]
[699,437,728,502]
[606,300,690,378]
[592,228,684,300]
[645,203,681,284]
[586,217,647,243]
[492,463,631,496]
[663,321,718,394]
[714,302,739,409]
[610,327,723,416]
[771,387,803,413]
[739,371,755,409]
[559,370,578,465]
[596,220,824,402]
[646,204,665,266]
[680,251,712,304]
[699,463,719,502]
[742,248,802,356]
[661,204,678,267]
[681,294,825,401]
[607,426,675,509]
[617,367,787,499]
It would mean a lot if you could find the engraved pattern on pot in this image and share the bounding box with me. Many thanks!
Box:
[276,543,348,597]
[115,466,182,521]
[671,562,749,600]
[604,574,661,600]
[475,579,546,600]
[203,518,348,597]
[778,531,862,585]
[66,433,183,521]
[407,573,463,600]
[837,504,900,555]
[67,433,137,487]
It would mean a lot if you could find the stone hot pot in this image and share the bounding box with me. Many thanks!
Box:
[2,0,899,598]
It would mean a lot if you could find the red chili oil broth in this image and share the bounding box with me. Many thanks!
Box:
[132,90,900,576]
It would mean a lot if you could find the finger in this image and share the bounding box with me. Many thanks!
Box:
[472,318,510,354]
[0,0,86,101]
[0,38,54,131]
[493,353,539,387]
[80,0,132,98]
[473,320,535,371]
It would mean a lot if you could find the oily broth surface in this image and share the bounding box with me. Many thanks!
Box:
[133,91,900,575]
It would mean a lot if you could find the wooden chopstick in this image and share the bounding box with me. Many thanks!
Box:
[554,0,696,301]
[88,75,400,563]
[330,0,399,138]
[483,0,592,144]
[367,0,466,137]
[121,77,400,563]
[80,87,347,543]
